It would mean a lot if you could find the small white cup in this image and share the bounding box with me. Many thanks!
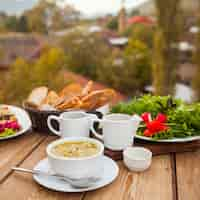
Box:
[123,147,152,172]
[47,111,98,138]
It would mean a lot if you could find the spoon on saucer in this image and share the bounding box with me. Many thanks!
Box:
[12,167,100,188]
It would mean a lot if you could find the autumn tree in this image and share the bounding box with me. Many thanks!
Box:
[25,0,57,33]
[2,47,68,104]
[60,32,110,80]
[153,0,181,95]
[97,39,151,95]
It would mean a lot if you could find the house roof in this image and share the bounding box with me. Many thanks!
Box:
[0,34,45,68]
[64,70,127,104]
[127,16,155,25]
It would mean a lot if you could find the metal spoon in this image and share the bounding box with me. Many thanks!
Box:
[12,167,100,188]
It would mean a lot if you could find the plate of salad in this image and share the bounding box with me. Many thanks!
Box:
[0,105,32,140]
[111,95,200,143]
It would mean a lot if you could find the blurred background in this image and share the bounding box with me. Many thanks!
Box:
[0,0,200,104]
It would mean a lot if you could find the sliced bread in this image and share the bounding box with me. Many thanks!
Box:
[27,87,48,107]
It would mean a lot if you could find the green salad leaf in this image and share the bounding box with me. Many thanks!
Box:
[111,95,200,139]
[111,95,182,117]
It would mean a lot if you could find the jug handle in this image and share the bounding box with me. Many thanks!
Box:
[90,118,104,140]
[131,114,142,123]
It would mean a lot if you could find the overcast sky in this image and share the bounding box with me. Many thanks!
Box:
[0,0,148,17]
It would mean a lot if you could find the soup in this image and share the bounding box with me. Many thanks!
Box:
[52,141,100,158]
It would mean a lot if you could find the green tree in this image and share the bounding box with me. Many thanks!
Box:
[124,24,155,48]
[2,58,33,104]
[17,15,29,32]
[33,47,68,89]
[107,17,118,31]
[153,0,181,95]
[60,32,110,80]
[0,12,7,32]
[4,16,18,31]
[2,47,68,104]
[97,40,151,95]
[123,40,151,94]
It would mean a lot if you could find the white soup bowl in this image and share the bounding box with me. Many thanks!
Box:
[47,137,104,179]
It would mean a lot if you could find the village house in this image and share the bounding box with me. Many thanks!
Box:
[0,33,45,70]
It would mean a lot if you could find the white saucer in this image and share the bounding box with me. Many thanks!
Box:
[33,156,119,192]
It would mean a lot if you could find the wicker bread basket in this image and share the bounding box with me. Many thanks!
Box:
[23,103,103,134]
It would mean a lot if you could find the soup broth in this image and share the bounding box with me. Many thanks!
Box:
[52,141,100,158]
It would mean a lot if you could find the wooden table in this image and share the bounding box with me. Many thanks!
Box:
[0,131,199,200]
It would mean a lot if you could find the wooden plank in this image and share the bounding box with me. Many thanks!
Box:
[84,155,173,200]
[0,132,46,183]
[0,136,84,200]
[176,150,200,200]
[105,140,200,161]
[171,154,178,200]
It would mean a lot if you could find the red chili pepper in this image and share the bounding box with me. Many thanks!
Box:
[155,113,167,123]
[147,120,161,132]
[141,113,169,137]
[141,112,151,123]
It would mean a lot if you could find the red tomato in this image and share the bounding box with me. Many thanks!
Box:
[144,129,153,137]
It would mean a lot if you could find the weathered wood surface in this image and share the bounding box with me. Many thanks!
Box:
[0,135,84,200]
[176,150,200,200]
[0,132,199,200]
[85,155,173,200]
[0,132,45,183]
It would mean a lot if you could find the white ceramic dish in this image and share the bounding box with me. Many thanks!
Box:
[33,156,119,192]
[91,114,141,151]
[123,147,152,172]
[47,137,104,179]
[0,105,32,140]
[135,134,200,143]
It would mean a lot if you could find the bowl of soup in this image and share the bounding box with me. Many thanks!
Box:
[46,137,104,179]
